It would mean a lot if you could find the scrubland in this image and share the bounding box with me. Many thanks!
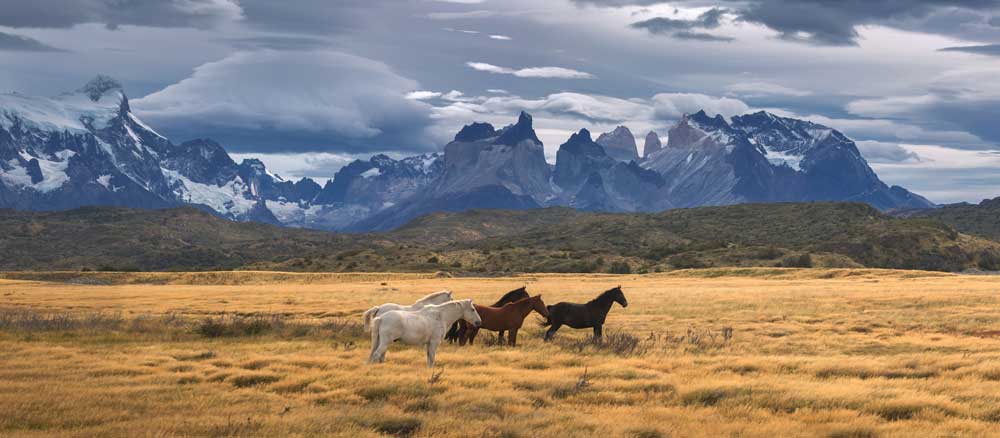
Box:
[2,269,1000,437]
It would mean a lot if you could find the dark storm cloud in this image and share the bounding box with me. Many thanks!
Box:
[672,30,734,41]
[235,0,395,34]
[939,44,1000,56]
[0,0,241,30]
[0,32,67,52]
[630,7,731,41]
[584,0,1000,46]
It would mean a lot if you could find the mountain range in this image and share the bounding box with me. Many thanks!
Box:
[0,76,934,232]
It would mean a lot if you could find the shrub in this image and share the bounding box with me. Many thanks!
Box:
[780,253,813,268]
[669,253,708,269]
[609,261,632,274]
[375,418,421,437]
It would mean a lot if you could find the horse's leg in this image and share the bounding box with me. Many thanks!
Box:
[593,324,603,342]
[426,338,440,368]
[372,336,390,363]
[468,327,478,345]
[544,323,561,341]
[508,328,518,347]
[458,321,468,346]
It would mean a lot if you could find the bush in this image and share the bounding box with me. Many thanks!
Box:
[669,253,708,269]
[609,261,631,274]
[780,253,813,268]
[979,250,1000,271]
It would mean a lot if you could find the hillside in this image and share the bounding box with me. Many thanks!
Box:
[1,203,998,273]
[897,197,1000,241]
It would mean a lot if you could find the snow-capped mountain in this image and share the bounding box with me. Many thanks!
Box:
[1,77,933,232]
[643,110,933,210]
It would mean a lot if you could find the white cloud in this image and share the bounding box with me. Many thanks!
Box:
[725,81,812,97]
[133,49,441,153]
[489,34,512,40]
[405,90,442,100]
[466,62,595,79]
[651,93,750,120]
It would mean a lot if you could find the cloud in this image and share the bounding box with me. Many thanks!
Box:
[939,44,1000,56]
[580,0,1000,46]
[405,91,443,100]
[630,7,733,41]
[856,140,922,163]
[489,34,513,40]
[0,32,66,52]
[726,81,812,97]
[224,35,332,51]
[466,62,595,79]
[845,66,1000,146]
[651,93,751,120]
[868,144,1000,204]
[427,10,497,20]
[133,50,441,154]
[0,0,242,30]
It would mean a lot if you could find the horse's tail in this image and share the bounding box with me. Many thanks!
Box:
[445,321,460,343]
[362,306,379,331]
[541,305,553,326]
[368,316,382,363]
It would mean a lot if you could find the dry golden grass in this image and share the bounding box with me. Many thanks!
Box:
[2,268,1000,437]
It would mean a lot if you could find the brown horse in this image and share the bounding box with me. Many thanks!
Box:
[459,295,549,347]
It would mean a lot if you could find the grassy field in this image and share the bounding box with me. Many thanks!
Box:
[2,269,1000,437]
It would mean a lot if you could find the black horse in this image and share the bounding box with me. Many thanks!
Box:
[445,286,529,343]
[543,286,628,341]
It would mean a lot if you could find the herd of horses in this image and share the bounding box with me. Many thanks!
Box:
[362,286,629,367]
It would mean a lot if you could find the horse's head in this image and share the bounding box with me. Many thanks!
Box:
[531,295,549,318]
[511,286,529,300]
[461,299,482,328]
[610,286,628,308]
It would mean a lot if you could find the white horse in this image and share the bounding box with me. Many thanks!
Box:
[362,290,453,331]
[368,299,482,368]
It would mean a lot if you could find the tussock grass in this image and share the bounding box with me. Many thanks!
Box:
[2,271,1000,437]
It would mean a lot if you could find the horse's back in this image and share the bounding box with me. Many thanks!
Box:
[550,302,594,328]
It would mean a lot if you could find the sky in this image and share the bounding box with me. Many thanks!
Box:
[1,0,999,204]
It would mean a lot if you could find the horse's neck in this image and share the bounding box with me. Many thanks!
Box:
[415,293,443,306]
[432,302,464,325]
[511,299,535,318]
[588,295,614,313]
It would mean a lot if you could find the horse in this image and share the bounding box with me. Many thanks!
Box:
[459,295,549,347]
[368,299,482,368]
[445,286,529,343]
[362,290,453,331]
[543,286,628,341]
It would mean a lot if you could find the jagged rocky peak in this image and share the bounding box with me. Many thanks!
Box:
[78,75,124,102]
[559,128,606,156]
[596,125,639,162]
[666,113,709,148]
[495,111,541,146]
[240,158,267,174]
[643,131,662,158]
[454,122,497,142]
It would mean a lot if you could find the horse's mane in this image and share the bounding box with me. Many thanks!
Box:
[493,287,528,307]
[587,287,621,306]
[414,290,451,305]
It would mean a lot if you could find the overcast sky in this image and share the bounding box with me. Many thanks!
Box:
[1,0,999,203]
